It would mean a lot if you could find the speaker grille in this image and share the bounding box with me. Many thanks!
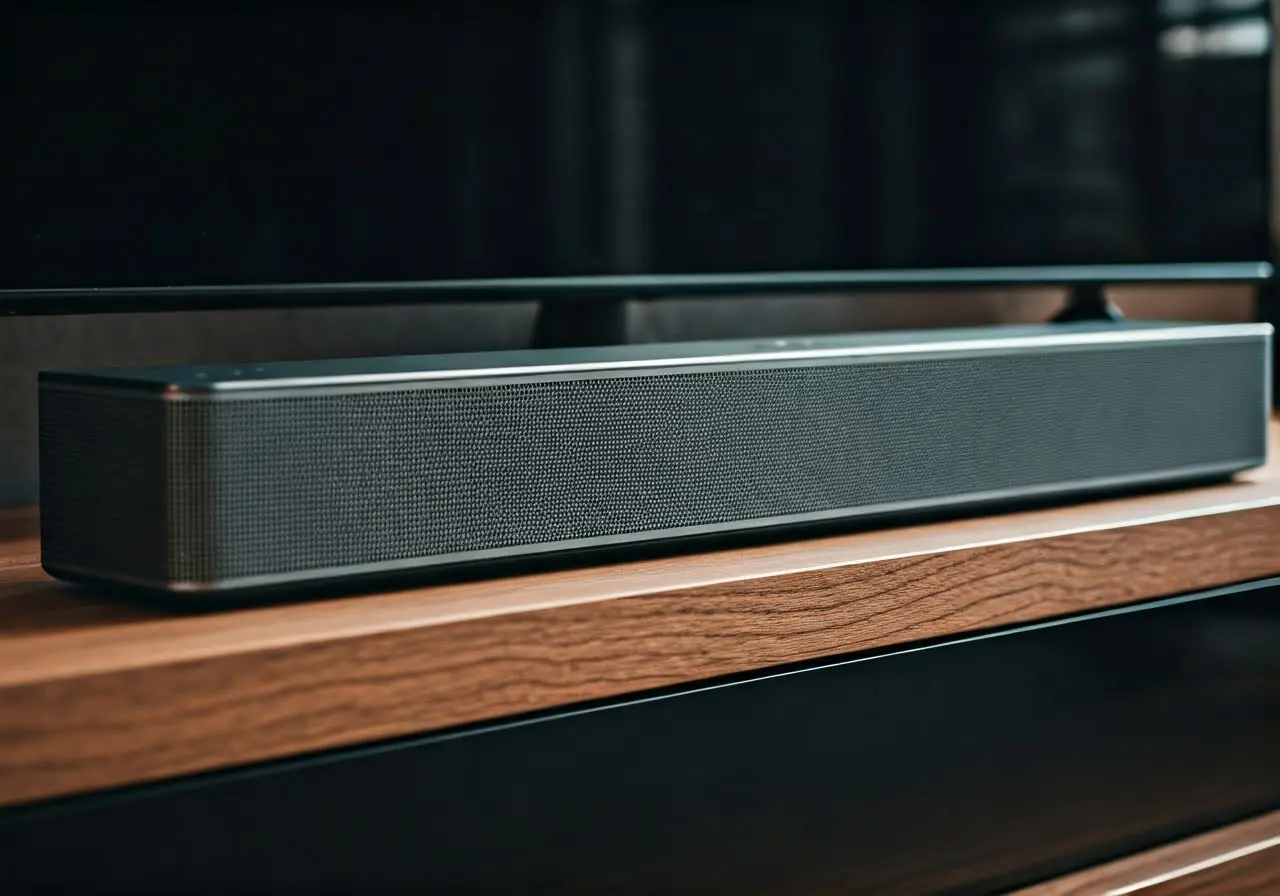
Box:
[133,340,1263,584]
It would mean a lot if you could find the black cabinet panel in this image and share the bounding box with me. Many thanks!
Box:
[4,580,1280,893]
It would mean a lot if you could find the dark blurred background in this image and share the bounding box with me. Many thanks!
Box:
[0,0,1271,504]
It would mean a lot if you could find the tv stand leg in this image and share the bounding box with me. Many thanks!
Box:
[1051,284,1125,323]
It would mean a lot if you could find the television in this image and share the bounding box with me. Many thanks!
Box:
[0,0,1272,324]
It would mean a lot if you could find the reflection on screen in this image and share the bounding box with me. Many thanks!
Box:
[0,0,1270,290]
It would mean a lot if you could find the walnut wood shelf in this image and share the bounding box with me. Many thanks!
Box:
[2,421,1278,809]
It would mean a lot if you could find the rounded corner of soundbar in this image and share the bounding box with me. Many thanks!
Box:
[1241,455,1270,474]
[41,562,232,601]
[156,384,223,401]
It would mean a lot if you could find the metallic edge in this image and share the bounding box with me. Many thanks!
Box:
[177,323,1280,393]
[37,323,1276,401]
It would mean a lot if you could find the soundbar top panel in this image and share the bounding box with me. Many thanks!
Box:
[39,321,1260,394]
[38,321,1272,598]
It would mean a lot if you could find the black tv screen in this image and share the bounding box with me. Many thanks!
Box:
[0,0,1272,303]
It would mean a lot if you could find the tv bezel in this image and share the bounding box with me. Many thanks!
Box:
[0,262,1272,316]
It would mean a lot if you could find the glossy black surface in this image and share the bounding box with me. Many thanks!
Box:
[3,580,1280,893]
[0,0,1270,306]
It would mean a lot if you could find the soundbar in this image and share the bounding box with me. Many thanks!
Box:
[39,321,1271,598]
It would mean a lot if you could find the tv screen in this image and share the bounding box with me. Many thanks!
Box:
[0,0,1271,303]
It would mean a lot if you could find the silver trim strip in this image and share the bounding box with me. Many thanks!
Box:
[170,336,1272,402]
[46,458,1265,595]
[153,322,1272,395]
[1108,835,1280,895]
[37,324,1272,403]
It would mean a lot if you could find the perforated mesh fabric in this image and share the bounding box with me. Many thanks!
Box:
[40,339,1268,589]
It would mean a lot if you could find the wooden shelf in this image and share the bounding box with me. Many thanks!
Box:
[2,422,1279,809]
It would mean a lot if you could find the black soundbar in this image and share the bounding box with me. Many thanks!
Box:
[38,321,1271,598]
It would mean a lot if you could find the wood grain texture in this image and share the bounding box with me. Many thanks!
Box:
[1013,809,1280,895]
[1,424,1279,809]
